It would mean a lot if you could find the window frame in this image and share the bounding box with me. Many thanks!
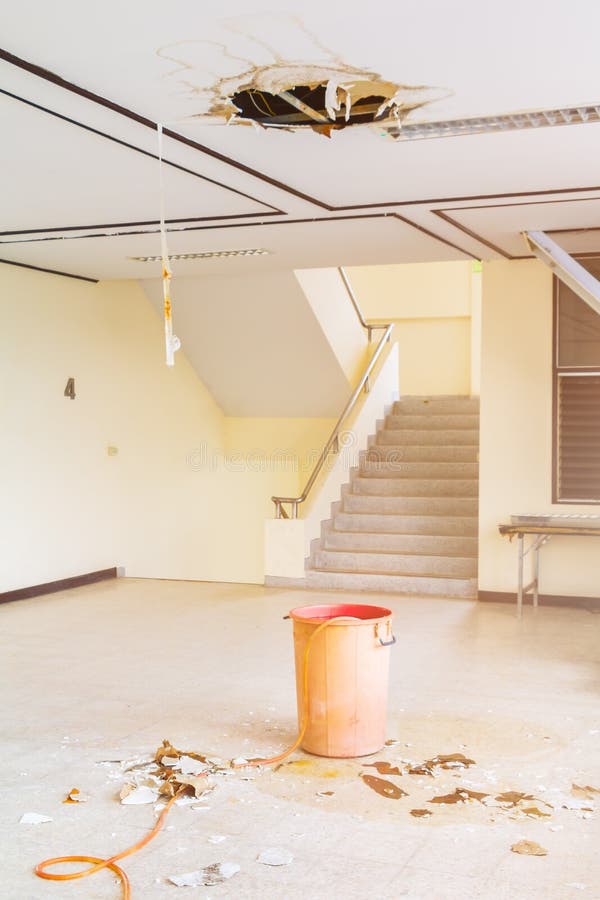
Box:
[552,255,600,504]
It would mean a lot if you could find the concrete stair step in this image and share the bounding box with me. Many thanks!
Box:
[366,445,478,462]
[377,429,479,446]
[353,476,478,497]
[342,494,478,516]
[313,549,477,578]
[393,396,480,415]
[385,413,479,430]
[305,569,477,599]
[334,511,478,536]
[360,460,478,479]
[323,530,477,556]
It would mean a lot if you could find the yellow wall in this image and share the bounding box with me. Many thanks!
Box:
[346,261,472,319]
[345,262,474,396]
[0,265,334,590]
[479,259,600,597]
[225,418,335,490]
[384,317,470,395]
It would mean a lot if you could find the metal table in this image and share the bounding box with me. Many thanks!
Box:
[498,522,600,616]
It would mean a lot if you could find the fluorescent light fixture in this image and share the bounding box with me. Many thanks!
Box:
[383,103,600,141]
[129,248,271,262]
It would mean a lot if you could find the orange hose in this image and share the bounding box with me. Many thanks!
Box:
[35,790,182,899]
[35,616,349,896]
[232,616,354,769]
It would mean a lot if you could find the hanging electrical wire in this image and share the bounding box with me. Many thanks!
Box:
[157,123,181,367]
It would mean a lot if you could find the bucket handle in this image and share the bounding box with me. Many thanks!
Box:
[378,633,397,647]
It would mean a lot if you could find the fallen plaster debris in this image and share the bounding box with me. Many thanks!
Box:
[19,812,53,825]
[429,788,488,805]
[160,774,212,799]
[364,761,402,776]
[495,791,540,808]
[361,774,407,800]
[174,795,200,807]
[510,840,548,857]
[571,784,600,800]
[168,862,240,887]
[178,755,210,776]
[257,848,294,866]
[408,753,476,776]
[119,785,159,805]
[521,806,551,818]
[63,787,89,804]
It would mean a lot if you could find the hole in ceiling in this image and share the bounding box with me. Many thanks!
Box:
[203,61,449,138]
[231,83,393,132]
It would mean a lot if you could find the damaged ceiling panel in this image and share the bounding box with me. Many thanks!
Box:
[3,2,600,278]
[219,66,447,137]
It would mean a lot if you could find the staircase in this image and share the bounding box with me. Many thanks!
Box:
[305,396,479,598]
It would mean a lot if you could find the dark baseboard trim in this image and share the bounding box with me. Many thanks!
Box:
[0,567,117,604]
[478,590,600,611]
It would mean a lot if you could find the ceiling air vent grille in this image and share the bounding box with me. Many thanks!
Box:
[129,249,270,262]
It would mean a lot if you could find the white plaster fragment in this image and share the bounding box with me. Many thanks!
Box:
[168,862,240,887]
[20,813,53,825]
[257,848,294,866]
[178,755,209,776]
[120,785,159,805]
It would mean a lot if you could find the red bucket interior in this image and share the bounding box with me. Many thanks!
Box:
[289,603,391,623]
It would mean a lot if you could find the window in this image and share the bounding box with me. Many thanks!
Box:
[553,256,600,503]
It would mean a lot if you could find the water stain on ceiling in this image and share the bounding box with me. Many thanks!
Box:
[157,12,450,137]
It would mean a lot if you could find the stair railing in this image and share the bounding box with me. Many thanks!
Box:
[272,269,393,519]
[337,266,390,343]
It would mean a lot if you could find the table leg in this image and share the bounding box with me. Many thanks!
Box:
[533,542,540,610]
[517,533,524,617]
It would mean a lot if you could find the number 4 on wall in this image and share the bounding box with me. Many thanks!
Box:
[64,377,76,400]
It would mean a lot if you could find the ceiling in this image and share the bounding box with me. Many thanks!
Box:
[2,0,600,283]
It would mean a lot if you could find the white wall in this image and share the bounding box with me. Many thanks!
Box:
[479,259,600,597]
[294,267,367,384]
[0,265,334,591]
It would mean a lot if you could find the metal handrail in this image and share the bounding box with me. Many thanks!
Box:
[338,267,390,342]
[272,322,394,519]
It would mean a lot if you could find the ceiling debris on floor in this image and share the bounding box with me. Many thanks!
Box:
[23,735,599,892]
[257,847,294,866]
[360,773,408,799]
[19,812,53,825]
[168,861,241,887]
[510,839,548,857]
[63,787,89,803]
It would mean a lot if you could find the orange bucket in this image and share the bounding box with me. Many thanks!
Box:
[289,603,395,758]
